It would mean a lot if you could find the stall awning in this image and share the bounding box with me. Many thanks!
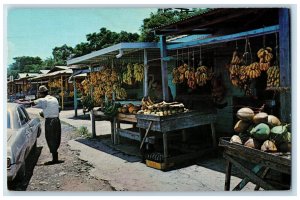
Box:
[29,69,73,81]
[67,42,160,65]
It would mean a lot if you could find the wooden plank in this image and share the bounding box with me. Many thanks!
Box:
[232,165,263,191]
[163,132,168,162]
[255,167,270,190]
[211,123,216,148]
[219,137,291,167]
[118,128,141,141]
[224,154,276,190]
[140,121,153,149]
[167,25,279,50]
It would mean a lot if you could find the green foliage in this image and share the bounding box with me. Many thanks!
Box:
[139,8,209,42]
[81,93,95,112]
[52,44,74,65]
[77,126,91,138]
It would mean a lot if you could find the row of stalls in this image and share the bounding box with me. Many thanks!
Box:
[67,8,291,190]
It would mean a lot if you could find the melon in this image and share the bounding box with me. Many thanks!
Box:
[234,120,251,133]
[253,112,268,124]
[250,123,270,141]
[236,107,254,121]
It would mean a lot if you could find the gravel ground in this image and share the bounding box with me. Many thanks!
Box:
[7,113,114,192]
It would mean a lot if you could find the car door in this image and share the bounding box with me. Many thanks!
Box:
[20,106,39,140]
[15,107,30,164]
[17,107,33,155]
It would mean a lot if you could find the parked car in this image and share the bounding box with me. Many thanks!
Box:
[7,103,41,182]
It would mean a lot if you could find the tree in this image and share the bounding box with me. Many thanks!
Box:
[43,57,55,69]
[52,44,74,65]
[8,56,44,78]
[73,42,92,58]
[139,8,209,42]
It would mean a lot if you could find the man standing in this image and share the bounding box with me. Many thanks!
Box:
[32,85,61,164]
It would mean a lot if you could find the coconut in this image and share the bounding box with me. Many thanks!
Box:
[230,135,242,144]
[261,140,277,152]
[234,120,251,133]
[253,112,268,124]
[267,115,281,127]
[237,107,255,121]
[244,138,261,149]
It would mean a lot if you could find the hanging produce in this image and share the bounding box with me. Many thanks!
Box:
[257,47,273,71]
[266,66,280,87]
[245,62,261,79]
[133,63,144,82]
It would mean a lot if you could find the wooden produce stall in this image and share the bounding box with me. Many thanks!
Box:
[67,42,161,139]
[136,109,217,165]
[219,137,291,190]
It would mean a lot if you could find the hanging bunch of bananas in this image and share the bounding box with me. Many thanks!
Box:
[69,91,74,97]
[110,69,119,82]
[172,67,180,84]
[195,65,209,86]
[185,68,196,89]
[177,63,188,83]
[245,62,261,79]
[267,65,280,88]
[133,63,144,82]
[231,50,243,65]
[115,87,127,100]
[81,78,90,95]
[89,72,98,85]
[257,47,273,71]
[122,63,134,85]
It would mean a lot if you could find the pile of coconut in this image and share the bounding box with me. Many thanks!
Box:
[230,107,291,153]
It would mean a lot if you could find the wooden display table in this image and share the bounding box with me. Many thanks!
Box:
[219,137,291,191]
[113,113,139,144]
[136,110,217,164]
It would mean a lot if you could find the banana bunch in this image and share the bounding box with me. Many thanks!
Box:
[231,50,243,65]
[94,86,104,105]
[69,91,74,97]
[81,79,90,95]
[115,87,127,100]
[133,63,144,82]
[141,96,154,109]
[239,65,248,83]
[228,65,240,76]
[122,63,134,85]
[267,65,280,87]
[186,68,196,89]
[59,91,64,97]
[90,72,98,85]
[172,67,180,84]
[110,69,119,82]
[245,62,261,79]
[257,47,273,71]
[177,64,188,83]
[194,65,211,86]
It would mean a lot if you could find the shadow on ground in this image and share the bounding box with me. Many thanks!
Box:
[75,135,142,163]
[7,146,43,191]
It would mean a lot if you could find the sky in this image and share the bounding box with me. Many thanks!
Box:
[6,7,157,66]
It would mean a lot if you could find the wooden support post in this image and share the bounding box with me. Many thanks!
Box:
[73,77,78,117]
[211,123,217,148]
[163,132,168,162]
[160,35,169,101]
[224,160,232,191]
[91,111,96,138]
[279,8,291,123]
[182,129,187,143]
[61,75,64,110]
[143,49,149,97]
[233,165,263,191]
[116,118,121,144]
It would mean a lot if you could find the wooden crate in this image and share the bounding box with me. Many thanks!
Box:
[146,160,174,170]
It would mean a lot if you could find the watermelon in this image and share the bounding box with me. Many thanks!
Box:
[250,123,270,141]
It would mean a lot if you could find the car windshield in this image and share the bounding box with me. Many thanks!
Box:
[7,111,11,129]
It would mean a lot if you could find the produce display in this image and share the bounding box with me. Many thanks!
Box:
[137,97,187,116]
[172,63,213,88]
[48,78,63,88]
[122,63,144,85]
[227,41,280,94]
[81,67,127,106]
[117,103,141,114]
[230,107,291,153]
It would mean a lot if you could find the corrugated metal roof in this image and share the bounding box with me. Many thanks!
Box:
[40,70,50,74]
[30,69,73,80]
